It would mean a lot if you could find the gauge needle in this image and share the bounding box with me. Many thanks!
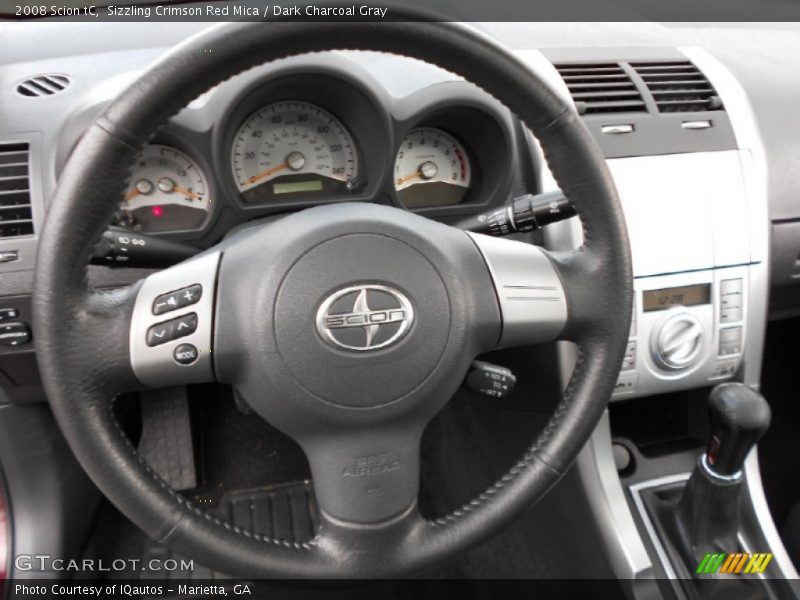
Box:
[125,185,200,201]
[173,185,202,200]
[396,172,422,186]
[246,162,289,186]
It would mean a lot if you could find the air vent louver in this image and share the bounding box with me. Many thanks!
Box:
[15,74,71,98]
[554,63,646,115]
[631,61,723,113]
[0,143,34,238]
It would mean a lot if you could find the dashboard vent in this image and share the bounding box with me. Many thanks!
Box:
[631,61,723,113]
[0,143,34,238]
[15,74,71,98]
[554,63,646,115]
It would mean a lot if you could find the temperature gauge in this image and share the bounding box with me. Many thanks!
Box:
[116,145,211,233]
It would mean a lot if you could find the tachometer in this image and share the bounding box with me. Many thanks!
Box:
[115,144,210,233]
[394,127,471,208]
[231,101,358,203]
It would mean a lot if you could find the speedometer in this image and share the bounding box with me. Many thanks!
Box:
[230,101,358,203]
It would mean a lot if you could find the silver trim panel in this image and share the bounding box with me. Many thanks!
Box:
[701,453,742,483]
[744,450,800,580]
[629,472,691,582]
[467,232,567,348]
[576,413,660,597]
[129,251,220,387]
[631,455,798,587]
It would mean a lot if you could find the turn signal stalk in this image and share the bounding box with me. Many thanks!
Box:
[456,190,577,237]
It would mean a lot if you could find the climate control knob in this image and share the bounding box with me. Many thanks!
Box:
[652,312,704,371]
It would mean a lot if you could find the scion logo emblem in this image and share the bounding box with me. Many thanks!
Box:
[316,284,414,351]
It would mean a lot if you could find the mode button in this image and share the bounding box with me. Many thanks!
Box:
[174,343,199,365]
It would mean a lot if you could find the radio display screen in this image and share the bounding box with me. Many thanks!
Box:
[643,284,711,312]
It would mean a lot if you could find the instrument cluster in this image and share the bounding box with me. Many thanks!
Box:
[113,70,515,236]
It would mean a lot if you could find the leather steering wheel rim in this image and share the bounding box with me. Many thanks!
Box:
[33,22,632,578]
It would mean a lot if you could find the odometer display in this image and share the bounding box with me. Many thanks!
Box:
[230,101,358,203]
[274,180,324,195]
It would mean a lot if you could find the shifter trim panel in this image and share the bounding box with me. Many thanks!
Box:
[630,472,690,582]
[630,472,771,593]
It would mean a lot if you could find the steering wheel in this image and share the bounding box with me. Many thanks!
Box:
[33,22,631,578]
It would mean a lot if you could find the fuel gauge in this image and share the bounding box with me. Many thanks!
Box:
[116,144,210,233]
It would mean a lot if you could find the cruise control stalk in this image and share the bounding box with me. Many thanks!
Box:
[456,190,577,237]
[91,227,200,268]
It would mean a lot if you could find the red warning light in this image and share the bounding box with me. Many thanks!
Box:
[151,205,164,217]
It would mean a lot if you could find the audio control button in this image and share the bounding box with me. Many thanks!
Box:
[173,313,198,339]
[174,344,199,365]
[146,321,174,347]
[153,284,202,315]
[146,313,198,347]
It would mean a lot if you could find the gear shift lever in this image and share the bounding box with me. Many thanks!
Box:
[705,383,771,477]
[675,383,771,563]
[640,383,776,592]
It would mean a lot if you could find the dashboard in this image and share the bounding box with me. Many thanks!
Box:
[0,23,798,375]
[94,59,519,243]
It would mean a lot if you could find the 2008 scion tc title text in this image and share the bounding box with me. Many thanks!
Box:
[17,3,391,18]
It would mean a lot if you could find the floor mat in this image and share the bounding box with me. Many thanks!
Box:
[86,370,621,590]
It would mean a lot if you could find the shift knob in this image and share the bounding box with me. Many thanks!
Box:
[706,383,770,476]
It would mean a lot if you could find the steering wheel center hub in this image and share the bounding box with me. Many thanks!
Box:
[315,283,415,352]
[273,230,451,409]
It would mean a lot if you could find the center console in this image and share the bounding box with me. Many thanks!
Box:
[611,147,762,400]
[518,46,797,598]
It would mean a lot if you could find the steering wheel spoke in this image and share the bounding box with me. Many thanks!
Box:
[469,232,622,350]
[468,232,569,349]
[128,251,221,388]
[302,422,424,525]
